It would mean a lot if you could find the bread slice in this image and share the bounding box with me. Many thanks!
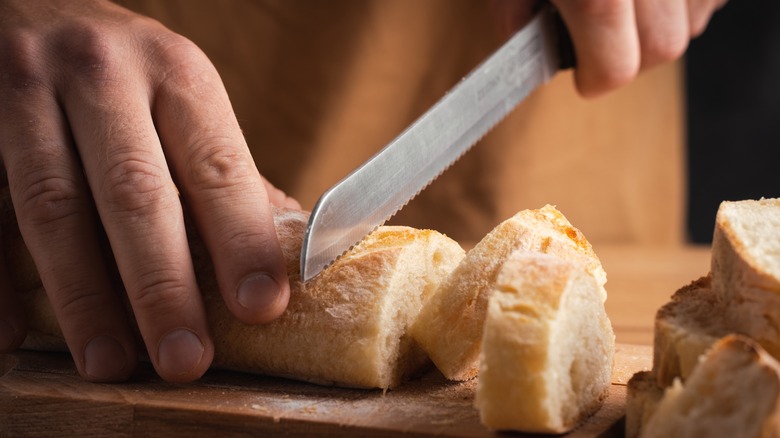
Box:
[641,334,780,438]
[625,371,664,438]
[7,203,465,389]
[474,252,615,433]
[712,198,780,359]
[652,276,729,387]
[411,205,606,381]
[712,198,780,301]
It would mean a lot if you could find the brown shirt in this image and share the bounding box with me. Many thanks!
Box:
[118,0,685,245]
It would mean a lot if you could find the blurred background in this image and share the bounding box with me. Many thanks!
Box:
[118,0,779,248]
[37,0,764,348]
[686,0,780,243]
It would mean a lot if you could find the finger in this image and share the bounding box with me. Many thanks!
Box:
[552,0,641,97]
[55,32,213,383]
[151,35,291,324]
[635,0,690,69]
[687,0,726,37]
[0,36,137,380]
[489,0,538,38]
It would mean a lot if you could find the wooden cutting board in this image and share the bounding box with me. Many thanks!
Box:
[0,344,650,437]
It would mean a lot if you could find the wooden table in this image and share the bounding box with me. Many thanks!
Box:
[0,244,711,437]
[599,244,711,345]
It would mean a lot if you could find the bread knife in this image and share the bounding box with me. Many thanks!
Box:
[300,6,574,281]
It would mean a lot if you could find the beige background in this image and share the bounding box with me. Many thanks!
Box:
[118,0,686,246]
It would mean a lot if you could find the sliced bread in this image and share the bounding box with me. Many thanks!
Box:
[474,251,614,433]
[625,371,664,438]
[652,276,729,387]
[712,198,780,359]
[711,198,780,301]
[642,335,780,438]
[628,198,780,436]
[411,205,606,381]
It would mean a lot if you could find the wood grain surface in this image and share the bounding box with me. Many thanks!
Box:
[0,344,650,437]
[598,244,711,346]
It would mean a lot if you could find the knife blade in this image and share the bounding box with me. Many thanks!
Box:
[300,6,573,281]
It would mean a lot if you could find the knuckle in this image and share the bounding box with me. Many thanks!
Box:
[599,58,639,92]
[0,31,49,92]
[100,156,173,215]
[55,286,109,325]
[54,23,122,84]
[578,62,637,97]
[642,32,688,65]
[573,0,626,19]
[149,33,216,90]
[217,227,273,255]
[185,143,256,193]
[689,15,711,38]
[605,70,636,91]
[128,264,191,315]
[152,33,205,66]
[15,169,82,229]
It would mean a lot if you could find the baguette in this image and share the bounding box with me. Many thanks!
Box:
[474,252,614,433]
[642,335,780,438]
[201,212,465,388]
[411,205,607,381]
[4,192,466,388]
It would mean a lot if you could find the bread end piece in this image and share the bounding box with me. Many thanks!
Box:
[200,213,465,389]
[474,252,615,433]
[411,205,606,381]
[709,198,780,361]
[712,198,780,301]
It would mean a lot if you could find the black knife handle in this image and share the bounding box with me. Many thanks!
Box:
[552,8,576,70]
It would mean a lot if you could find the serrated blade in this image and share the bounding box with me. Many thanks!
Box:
[301,8,565,281]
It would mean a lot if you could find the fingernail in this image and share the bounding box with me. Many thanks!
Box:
[157,328,204,377]
[237,273,282,311]
[84,336,128,381]
[0,319,18,351]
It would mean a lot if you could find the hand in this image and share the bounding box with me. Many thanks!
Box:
[0,0,299,383]
[492,0,728,97]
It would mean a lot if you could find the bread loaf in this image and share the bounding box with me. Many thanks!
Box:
[474,252,614,433]
[4,195,466,388]
[641,335,780,438]
[411,205,607,381]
